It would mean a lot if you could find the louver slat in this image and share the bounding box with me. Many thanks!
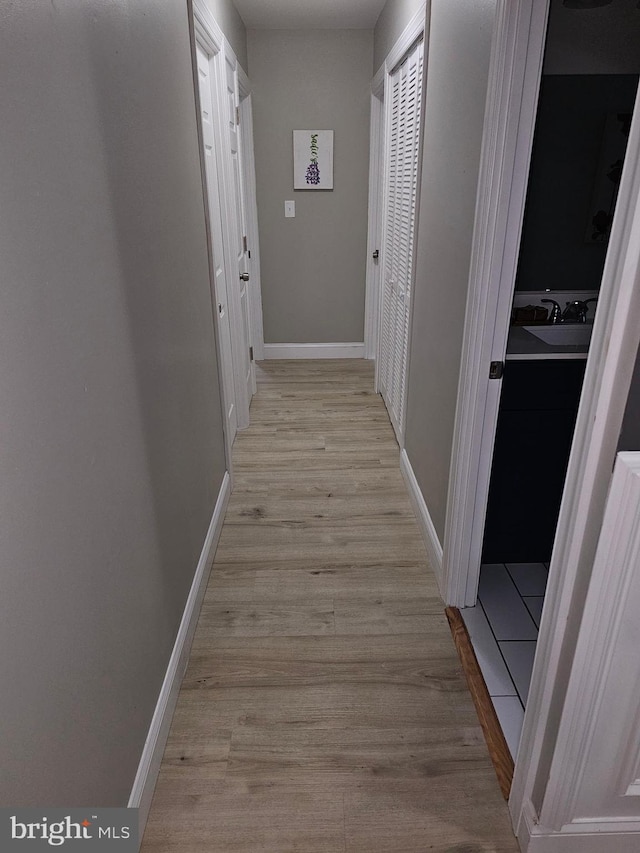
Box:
[379,40,424,437]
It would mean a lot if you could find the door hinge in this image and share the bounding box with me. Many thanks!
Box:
[249,346,254,361]
[243,235,248,253]
[236,106,240,125]
[489,361,504,379]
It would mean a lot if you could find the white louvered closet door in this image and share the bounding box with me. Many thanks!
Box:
[379,39,424,442]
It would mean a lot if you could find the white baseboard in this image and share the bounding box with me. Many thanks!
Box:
[262,342,365,359]
[128,470,231,835]
[518,798,640,852]
[400,449,444,593]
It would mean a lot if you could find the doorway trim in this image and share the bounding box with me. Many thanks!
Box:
[237,85,265,365]
[364,87,384,364]
[440,0,640,842]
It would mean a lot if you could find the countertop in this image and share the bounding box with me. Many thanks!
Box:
[506,324,590,360]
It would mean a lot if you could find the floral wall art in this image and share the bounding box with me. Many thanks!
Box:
[293,130,334,190]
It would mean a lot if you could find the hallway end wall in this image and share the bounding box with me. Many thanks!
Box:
[404,0,497,544]
[248,29,372,345]
[0,0,226,807]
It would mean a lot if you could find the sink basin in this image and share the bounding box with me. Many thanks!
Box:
[524,324,593,347]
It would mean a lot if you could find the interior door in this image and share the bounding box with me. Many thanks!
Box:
[379,40,424,442]
[196,43,237,456]
[239,92,264,374]
[223,51,254,412]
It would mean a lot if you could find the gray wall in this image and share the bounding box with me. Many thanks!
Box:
[0,0,226,806]
[516,75,638,291]
[404,0,496,542]
[373,0,425,73]
[544,0,640,76]
[203,0,248,70]
[248,29,372,344]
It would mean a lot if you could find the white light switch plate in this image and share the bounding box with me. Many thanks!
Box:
[284,200,295,218]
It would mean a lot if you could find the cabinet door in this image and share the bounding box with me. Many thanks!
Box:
[481,360,586,563]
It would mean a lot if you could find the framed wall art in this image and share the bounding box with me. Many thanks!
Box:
[293,130,334,190]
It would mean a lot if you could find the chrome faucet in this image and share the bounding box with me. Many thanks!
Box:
[562,299,597,324]
[542,299,562,324]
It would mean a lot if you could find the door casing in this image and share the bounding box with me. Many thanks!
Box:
[238,86,265,367]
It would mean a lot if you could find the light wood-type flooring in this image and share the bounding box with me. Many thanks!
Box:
[141,360,519,853]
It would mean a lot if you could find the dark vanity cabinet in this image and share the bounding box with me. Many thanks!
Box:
[481,359,586,564]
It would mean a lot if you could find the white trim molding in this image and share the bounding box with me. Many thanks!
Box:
[400,449,443,591]
[192,0,224,54]
[364,91,384,363]
[239,93,265,363]
[128,471,231,835]
[518,796,640,853]
[262,343,365,360]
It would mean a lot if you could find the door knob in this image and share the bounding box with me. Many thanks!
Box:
[239,272,250,282]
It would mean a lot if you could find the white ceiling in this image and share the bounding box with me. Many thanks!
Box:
[233,0,388,30]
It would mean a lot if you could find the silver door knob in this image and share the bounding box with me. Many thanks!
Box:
[239,272,250,282]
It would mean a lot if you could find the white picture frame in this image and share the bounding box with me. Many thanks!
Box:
[293,130,334,190]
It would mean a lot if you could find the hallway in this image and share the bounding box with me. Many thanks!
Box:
[142,360,517,852]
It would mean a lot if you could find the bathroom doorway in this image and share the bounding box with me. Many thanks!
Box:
[459,0,640,761]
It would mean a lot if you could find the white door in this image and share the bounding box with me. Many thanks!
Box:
[196,43,237,457]
[223,50,254,418]
[533,452,640,842]
[239,91,264,379]
[378,40,424,442]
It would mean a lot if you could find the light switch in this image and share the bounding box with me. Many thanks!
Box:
[284,200,295,218]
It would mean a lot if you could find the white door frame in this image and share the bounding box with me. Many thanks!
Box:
[365,85,384,367]
[439,0,640,844]
[237,84,265,366]
[366,2,428,396]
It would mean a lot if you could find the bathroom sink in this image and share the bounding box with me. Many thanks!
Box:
[523,323,593,347]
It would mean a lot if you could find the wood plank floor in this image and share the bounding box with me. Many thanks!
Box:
[141,360,519,853]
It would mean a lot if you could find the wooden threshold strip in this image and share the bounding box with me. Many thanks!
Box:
[445,606,514,800]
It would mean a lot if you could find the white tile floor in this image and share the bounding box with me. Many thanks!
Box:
[460,562,549,761]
